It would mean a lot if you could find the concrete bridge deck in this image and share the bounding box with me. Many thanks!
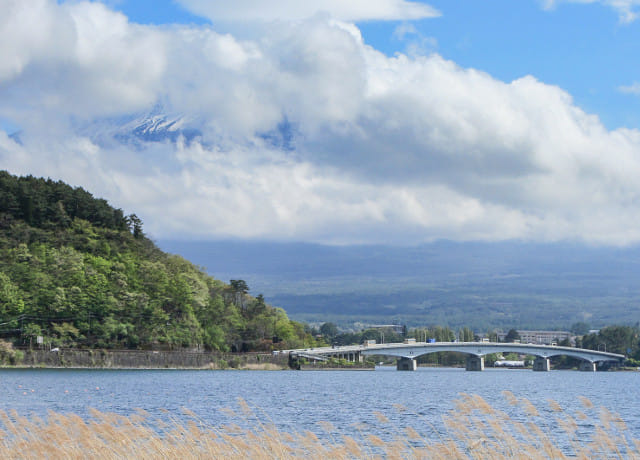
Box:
[287,341,625,371]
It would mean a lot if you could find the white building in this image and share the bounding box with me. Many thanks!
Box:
[497,330,573,345]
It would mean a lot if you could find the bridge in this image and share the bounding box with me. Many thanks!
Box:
[287,341,625,371]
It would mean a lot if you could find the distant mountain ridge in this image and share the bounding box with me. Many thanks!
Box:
[159,239,640,331]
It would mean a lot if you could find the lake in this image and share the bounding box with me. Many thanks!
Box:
[1,367,638,452]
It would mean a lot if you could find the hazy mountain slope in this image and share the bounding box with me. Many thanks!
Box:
[159,240,640,330]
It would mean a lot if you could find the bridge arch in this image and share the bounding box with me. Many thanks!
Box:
[286,341,624,372]
[359,342,624,371]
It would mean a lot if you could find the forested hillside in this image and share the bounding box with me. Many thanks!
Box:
[0,171,315,351]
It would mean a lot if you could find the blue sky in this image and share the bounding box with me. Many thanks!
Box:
[102,0,210,26]
[2,0,640,246]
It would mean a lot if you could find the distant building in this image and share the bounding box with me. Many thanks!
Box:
[497,330,573,345]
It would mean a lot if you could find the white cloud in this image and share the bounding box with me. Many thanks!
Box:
[392,23,438,56]
[619,82,640,95]
[175,0,440,23]
[0,0,165,122]
[542,0,640,22]
[2,0,640,246]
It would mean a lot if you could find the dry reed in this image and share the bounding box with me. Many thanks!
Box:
[0,394,637,459]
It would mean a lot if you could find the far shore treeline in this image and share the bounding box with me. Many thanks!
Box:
[0,171,318,352]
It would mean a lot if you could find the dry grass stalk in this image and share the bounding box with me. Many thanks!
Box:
[520,398,540,417]
[548,399,564,413]
[502,390,519,406]
[0,394,637,459]
[393,403,408,413]
[374,411,389,424]
[578,396,594,409]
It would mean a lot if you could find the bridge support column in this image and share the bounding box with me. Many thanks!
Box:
[579,361,596,372]
[397,357,417,371]
[465,356,484,371]
[533,357,550,371]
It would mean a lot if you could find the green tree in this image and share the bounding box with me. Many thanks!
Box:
[247,294,267,317]
[459,327,475,342]
[504,329,521,343]
[0,271,25,318]
[581,325,638,356]
[597,325,637,355]
[229,279,249,311]
[126,214,144,239]
[570,322,590,335]
[320,322,339,339]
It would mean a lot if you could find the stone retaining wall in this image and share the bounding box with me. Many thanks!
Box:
[20,349,290,369]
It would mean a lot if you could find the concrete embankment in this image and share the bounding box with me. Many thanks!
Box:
[18,349,290,370]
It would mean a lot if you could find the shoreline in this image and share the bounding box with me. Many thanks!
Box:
[0,363,291,371]
[3,349,631,372]
[8,348,291,370]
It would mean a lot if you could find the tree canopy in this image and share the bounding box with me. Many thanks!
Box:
[0,171,316,351]
[504,329,521,343]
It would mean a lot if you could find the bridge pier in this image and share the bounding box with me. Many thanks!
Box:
[338,352,362,363]
[465,356,484,371]
[397,357,417,371]
[579,361,597,372]
[533,357,550,371]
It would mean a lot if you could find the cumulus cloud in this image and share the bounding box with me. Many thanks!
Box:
[175,0,440,23]
[2,0,640,246]
[0,0,165,125]
[542,0,640,22]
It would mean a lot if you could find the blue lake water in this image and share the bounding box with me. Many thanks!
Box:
[0,367,638,449]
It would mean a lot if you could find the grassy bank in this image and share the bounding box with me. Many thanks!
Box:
[0,392,637,459]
